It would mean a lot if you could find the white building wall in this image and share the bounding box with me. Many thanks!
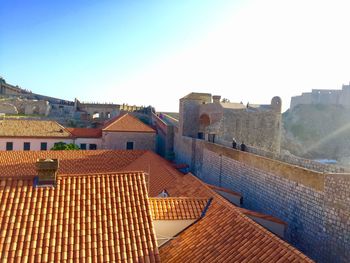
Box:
[0,138,73,151]
[73,138,102,149]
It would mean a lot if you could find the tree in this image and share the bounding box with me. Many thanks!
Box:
[51,142,80,150]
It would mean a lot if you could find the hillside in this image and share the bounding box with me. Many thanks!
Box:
[282,104,350,165]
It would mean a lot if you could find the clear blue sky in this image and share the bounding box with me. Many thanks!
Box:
[1,0,350,112]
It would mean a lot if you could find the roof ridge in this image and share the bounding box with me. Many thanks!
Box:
[149,197,209,201]
[57,170,145,178]
[102,113,128,130]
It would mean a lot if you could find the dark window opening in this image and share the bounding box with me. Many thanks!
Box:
[6,142,13,151]
[208,134,216,143]
[80,143,87,150]
[126,141,134,150]
[40,142,47,151]
[24,142,31,151]
[89,144,97,150]
[198,132,204,139]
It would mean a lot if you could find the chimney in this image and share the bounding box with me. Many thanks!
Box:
[212,95,221,104]
[35,159,59,187]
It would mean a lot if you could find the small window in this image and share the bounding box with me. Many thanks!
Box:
[23,142,31,151]
[80,143,87,150]
[6,142,13,151]
[40,142,47,151]
[126,141,134,150]
[89,144,97,150]
[198,132,204,139]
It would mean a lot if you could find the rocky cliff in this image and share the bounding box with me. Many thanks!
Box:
[282,104,350,166]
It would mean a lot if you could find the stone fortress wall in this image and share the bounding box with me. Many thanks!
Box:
[290,82,350,110]
[174,92,350,262]
[180,93,282,153]
[0,78,149,123]
[174,135,350,262]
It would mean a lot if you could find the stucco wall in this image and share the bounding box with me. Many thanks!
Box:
[0,138,73,151]
[74,138,102,149]
[102,131,156,151]
[174,134,350,262]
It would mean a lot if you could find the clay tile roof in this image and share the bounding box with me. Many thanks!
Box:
[66,128,102,138]
[0,150,312,262]
[0,172,160,262]
[149,197,210,220]
[0,120,71,138]
[102,113,155,133]
[159,174,313,263]
[0,150,145,178]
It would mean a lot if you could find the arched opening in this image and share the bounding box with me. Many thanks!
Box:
[198,114,211,140]
[199,114,210,127]
[92,112,100,119]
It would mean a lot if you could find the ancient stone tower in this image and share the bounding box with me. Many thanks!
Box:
[179,92,282,153]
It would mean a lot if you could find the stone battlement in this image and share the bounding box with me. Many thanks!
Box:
[290,82,350,110]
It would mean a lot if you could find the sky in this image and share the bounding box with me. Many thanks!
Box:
[1,0,350,112]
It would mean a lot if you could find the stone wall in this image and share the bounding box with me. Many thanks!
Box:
[205,135,347,173]
[246,145,348,173]
[290,83,350,110]
[174,133,350,262]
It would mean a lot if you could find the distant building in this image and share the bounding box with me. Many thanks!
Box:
[102,113,156,151]
[0,113,156,151]
[0,120,72,151]
[290,82,350,110]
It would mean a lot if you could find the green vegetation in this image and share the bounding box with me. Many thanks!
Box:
[51,142,80,150]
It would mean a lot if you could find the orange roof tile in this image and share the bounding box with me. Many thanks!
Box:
[0,150,145,177]
[0,172,160,262]
[159,174,312,262]
[103,113,155,133]
[0,150,312,262]
[149,197,210,220]
[66,128,102,138]
[0,120,71,138]
[118,152,312,262]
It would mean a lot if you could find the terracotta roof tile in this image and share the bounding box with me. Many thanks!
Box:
[0,150,312,262]
[66,128,102,138]
[103,113,155,133]
[118,152,313,262]
[0,120,71,138]
[149,197,209,220]
[0,172,160,262]
[0,150,145,177]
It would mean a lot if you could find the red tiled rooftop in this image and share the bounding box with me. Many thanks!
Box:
[0,120,71,138]
[0,150,313,262]
[0,172,160,262]
[103,113,155,133]
[149,197,209,220]
[66,128,102,138]
[0,150,145,177]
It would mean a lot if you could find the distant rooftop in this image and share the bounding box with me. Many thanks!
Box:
[103,113,155,133]
[0,120,71,138]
